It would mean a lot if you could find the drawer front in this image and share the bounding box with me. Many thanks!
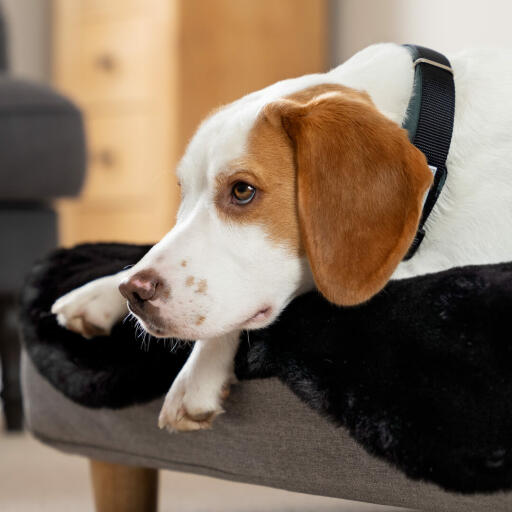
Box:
[65,17,157,106]
[83,114,161,201]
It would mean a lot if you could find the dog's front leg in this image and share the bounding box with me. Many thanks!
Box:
[158,331,240,432]
[51,270,130,338]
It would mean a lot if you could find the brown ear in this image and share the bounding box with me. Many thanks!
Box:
[264,87,433,306]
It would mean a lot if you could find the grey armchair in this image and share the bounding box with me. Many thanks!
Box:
[0,3,86,430]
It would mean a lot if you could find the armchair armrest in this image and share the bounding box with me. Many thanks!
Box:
[0,77,86,201]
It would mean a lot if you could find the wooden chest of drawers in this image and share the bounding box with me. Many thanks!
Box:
[53,0,327,245]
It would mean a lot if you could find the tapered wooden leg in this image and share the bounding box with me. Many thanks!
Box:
[89,459,159,512]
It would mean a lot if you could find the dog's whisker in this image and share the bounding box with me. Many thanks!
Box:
[122,312,133,325]
[144,331,151,351]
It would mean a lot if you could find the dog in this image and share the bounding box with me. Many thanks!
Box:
[52,43,512,432]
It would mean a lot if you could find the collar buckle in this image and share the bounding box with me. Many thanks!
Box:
[413,57,453,74]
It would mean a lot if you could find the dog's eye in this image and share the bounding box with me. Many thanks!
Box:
[231,182,256,205]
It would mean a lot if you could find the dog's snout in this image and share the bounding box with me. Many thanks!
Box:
[119,271,161,304]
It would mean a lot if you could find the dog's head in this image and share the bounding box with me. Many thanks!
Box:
[120,84,432,340]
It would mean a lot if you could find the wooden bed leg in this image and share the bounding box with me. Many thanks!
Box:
[89,459,159,512]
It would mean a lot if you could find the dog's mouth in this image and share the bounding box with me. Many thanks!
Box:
[129,300,275,339]
[243,306,273,328]
[127,302,168,337]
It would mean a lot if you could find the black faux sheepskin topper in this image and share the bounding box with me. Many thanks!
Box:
[20,243,512,494]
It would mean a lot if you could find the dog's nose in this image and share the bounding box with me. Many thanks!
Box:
[119,271,160,304]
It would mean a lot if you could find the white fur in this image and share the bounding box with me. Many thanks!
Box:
[52,271,129,338]
[52,43,512,431]
[158,331,240,431]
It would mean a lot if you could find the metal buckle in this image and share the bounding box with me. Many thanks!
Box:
[413,57,453,74]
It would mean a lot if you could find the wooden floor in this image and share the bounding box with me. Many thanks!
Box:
[0,431,407,512]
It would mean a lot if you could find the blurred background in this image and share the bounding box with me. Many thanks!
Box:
[1,1,512,510]
[5,0,512,247]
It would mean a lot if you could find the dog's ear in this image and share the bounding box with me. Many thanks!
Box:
[263,88,433,306]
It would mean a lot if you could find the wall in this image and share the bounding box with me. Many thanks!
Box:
[1,0,51,81]
[331,0,512,65]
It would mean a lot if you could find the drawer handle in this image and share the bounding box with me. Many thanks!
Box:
[95,54,117,72]
[92,149,116,169]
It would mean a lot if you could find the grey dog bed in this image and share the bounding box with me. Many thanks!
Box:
[20,243,512,494]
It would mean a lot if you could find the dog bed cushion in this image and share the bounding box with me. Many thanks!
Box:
[20,243,512,493]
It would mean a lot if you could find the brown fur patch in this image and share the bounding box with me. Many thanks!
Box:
[181,260,187,267]
[214,85,377,256]
[215,83,432,305]
[195,315,206,326]
[185,276,195,287]
[195,279,208,294]
[267,84,432,305]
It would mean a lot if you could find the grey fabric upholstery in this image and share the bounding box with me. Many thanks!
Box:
[0,206,56,293]
[0,77,86,200]
[0,33,86,293]
[22,352,512,512]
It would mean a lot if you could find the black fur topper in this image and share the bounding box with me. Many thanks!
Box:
[20,243,512,494]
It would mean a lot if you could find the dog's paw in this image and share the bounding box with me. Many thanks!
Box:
[158,375,232,433]
[51,275,127,339]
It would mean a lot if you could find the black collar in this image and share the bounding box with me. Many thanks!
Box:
[401,44,455,260]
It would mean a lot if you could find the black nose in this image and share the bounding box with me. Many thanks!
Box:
[119,271,160,304]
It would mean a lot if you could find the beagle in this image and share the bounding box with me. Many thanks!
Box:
[52,43,512,432]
